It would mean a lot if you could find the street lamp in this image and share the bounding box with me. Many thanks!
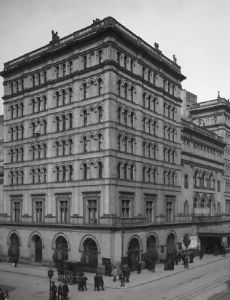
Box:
[47,268,54,300]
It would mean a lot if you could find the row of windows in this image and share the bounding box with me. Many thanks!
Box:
[163,103,176,120]
[55,60,73,79]
[82,49,103,69]
[184,174,221,191]
[9,79,24,95]
[142,66,158,86]
[117,51,134,73]
[9,102,24,119]
[163,148,176,163]
[55,87,73,107]
[31,71,47,87]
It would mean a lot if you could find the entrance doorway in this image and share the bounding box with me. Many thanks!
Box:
[8,233,20,262]
[199,236,221,253]
[81,238,98,268]
[33,235,42,263]
[166,233,176,255]
[128,238,140,271]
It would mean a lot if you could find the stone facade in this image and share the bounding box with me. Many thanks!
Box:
[0,17,229,268]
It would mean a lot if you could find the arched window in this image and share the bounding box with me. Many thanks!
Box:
[10,105,14,119]
[15,104,19,118]
[62,63,66,76]
[37,97,41,112]
[10,170,14,185]
[118,107,122,123]
[68,139,73,155]
[142,142,146,157]
[43,96,47,110]
[62,115,66,131]
[124,56,127,69]
[124,136,128,152]
[130,112,134,128]
[98,134,102,150]
[15,126,19,140]
[124,164,128,180]
[62,90,66,105]
[62,140,66,156]
[98,78,103,96]
[56,91,60,107]
[184,201,189,216]
[20,170,24,184]
[117,80,121,96]
[83,83,87,99]
[143,167,146,182]
[83,163,88,179]
[117,52,121,64]
[130,138,134,154]
[56,116,60,132]
[69,61,73,74]
[43,143,47,158]
[62,165,66,181]
[148,95,151,110]
[69,165,73,180]
[124,83,128,99]
[37,144,41,160]
[98,106,103,123]
[43,120,47,135]
[117,162,121,178]
[143,117,146,131]
[142,92,146,107]
[68,87,73,103]
[130,59,133,72]
[31,169,36,184]
[98,161,103,179]
[124,110,128,125]
[83,136,87,152]
[15,148,19,162]
[83,110,87,126]
[56,166,60,182]
[37,73,41,85]
[98,50,103,64]
[69,113,73,129]
[130,86,134,102]
[44,70,47,83]
[147,168,151,182]
[43,168,47,183]
[83,56,87,69]
[118,135,121,151]
[130,165,134,180]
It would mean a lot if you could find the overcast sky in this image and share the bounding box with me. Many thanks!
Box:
[1,0,230,115]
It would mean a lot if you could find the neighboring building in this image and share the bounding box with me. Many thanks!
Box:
[181,89,197,117]
[0,17,229,269]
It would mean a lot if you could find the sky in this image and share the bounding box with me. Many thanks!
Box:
[1,0,230,115]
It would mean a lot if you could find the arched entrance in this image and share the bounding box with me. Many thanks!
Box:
[8,233,20,262]
[147,235,157,254]
[32,235,42,263]
[81,238,98,268]
[128,238,140,271]
[53,236,68,265]
[166,233,176,255]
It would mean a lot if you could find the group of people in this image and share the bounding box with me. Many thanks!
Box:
[0,289,9,300]
[51,281,69,300]
[76,272,88,291]
[94,272,104,291]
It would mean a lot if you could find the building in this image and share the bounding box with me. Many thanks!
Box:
[0,17,229,270]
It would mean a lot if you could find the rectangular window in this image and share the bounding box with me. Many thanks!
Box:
[11,196,22,222]
[35,201,43,222]
[87,199,98,224]
[145,194,156,223]
[119,192,134,218]
[184,174,189,189]
[83,192,100,224]
[165,197,175,223]
[226,201,230,215]
[56,194,71,224]
[121,200,130,218]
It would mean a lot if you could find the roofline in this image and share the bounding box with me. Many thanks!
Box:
[0,17,186,81]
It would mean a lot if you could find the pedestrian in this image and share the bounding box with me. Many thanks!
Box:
[4,290,9,300]
[98,272,104,290]
[222,245,226,257]
[82,273,88,291]
[199,248,203,259]
[62,281,69,300]
[112,265,118,282]
[0,289,5,300]
[57,283,62,300]
[78,273,84,291]
[178,251,182,263]
[214,244,218,256]
[14,256,18,267]
[119,271,125,287]
[136,261,142,274]
[184,255,189,269]
[51,281,57,300]
[189,252,194,263]
[94,272,99,291]
[108,262,112,277]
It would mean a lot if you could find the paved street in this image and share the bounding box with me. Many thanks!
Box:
[0,255,230,300]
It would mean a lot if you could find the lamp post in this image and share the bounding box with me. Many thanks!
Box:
[47,268,54,300]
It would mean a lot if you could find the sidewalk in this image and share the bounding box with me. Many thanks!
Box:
[0,254,228,289]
